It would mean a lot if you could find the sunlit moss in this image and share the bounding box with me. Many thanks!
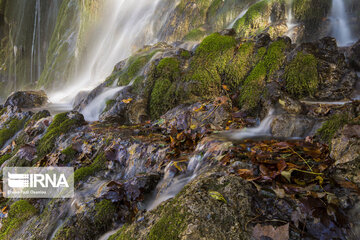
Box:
[285,51,318,98]
[0,200,37,239]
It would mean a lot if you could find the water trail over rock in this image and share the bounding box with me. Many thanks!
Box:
[224,109,275,141]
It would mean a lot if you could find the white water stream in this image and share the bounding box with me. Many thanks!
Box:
[49,0,177,105]
[330,0,354,46]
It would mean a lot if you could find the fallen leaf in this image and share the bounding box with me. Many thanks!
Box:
[209,191,227,203]
[122,98,133,104]
[222,85,229,91]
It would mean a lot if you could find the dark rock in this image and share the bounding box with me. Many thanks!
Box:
[4,90,48,108]
[348,39,360,71]
[255,33,272,48]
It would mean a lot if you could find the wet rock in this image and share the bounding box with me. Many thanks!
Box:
[4,90,48,108]
[348,39,360,70]
[278,96,303,114]
[74,82,107,111]
[110,168,254,240]
[159,100,232,132]
[271,114,319,138]
[330,124,360,185]
[99,86,147,124]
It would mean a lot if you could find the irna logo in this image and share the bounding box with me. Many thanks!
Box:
[3,167,74,198]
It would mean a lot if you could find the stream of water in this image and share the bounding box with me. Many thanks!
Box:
[330,0,354,46]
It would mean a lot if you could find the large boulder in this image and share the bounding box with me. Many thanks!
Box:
[4,90,48,108]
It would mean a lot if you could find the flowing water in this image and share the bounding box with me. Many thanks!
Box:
[81,86,125,121]
[227,8,249,29]
[285,0,298,41]
[223,109,275,141]
[330,0,354,46]
[49,0,178,104]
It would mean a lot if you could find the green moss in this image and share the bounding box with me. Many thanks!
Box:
[108,224,135,240]
[156,57,181,79]
[187,33,236,98]
[61,146,77,164]
[183,28,207,41]
[180,50,191,59]
[94,200,116,228]
[117,51,158,86]
[317,114,349,144]
[0,117,27,148]
[0,200,37,239]
[233,0,271,36]
[37,112,84,159]
[147,205,187,240]
[285,52,318,98]
[74,152,106,183]
[224,41,255,89]
[0,153,11,166]
[110,200,187,240]
[239,39,287,110]
[149,57,181,119]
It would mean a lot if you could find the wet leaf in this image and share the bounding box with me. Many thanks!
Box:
[209,191,227,203]
[122,98,133,103]
[281,169,294,182]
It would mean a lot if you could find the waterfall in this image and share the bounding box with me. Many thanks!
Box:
[49,0,178,103]
[330,0,354,46]
[31,0,41,85]
[285,0,298,41]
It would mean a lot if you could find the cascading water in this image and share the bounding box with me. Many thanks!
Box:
[49,0,178,106]
[224,109,275,140]
[81,86,125,121]
[227,8,249,29]
[285,0,298,41]
[330,0,354,46]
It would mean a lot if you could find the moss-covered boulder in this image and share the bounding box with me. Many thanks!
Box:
[109,168,254,240]
[0,200,37,239]
[36,111,85,159]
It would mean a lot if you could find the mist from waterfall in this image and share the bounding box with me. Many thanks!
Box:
[49,0,177,104]
[330,0,354,46]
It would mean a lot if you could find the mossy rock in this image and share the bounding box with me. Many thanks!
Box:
[0,200,37,239]
[109,200,187,240]
[149,57,181,119]
[317,113,350,144]
[183,28,207,42]
[285,51,318,98]
[37,112,85,159]
[74,152,106,183]
[238,39,287,111]
[61,145,77,164]
[224,41,256,89]
[94,200,116,230]
[187,33,237,98]
[0,116,28,148]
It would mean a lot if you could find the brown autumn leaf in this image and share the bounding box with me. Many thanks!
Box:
[237,169,254,179]
[252,223,289,240]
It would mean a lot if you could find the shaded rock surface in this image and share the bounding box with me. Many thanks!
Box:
[4,90,48,108]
